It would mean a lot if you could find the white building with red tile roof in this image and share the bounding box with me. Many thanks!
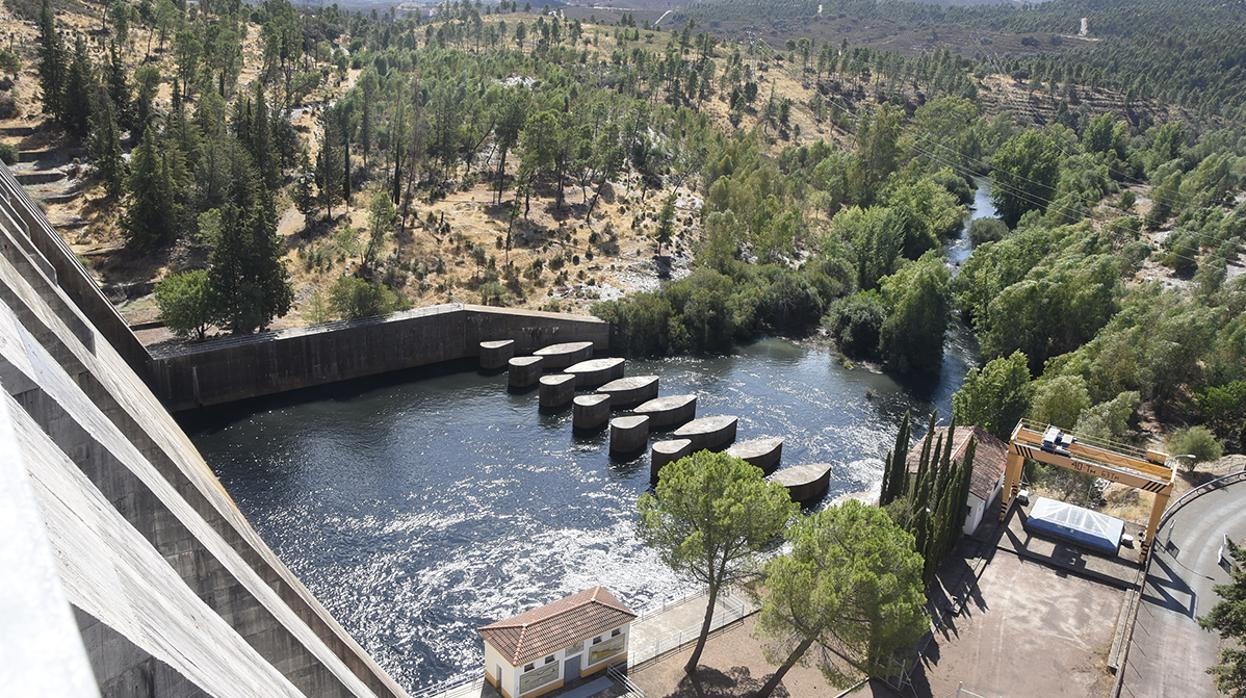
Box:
[478,586,636,698]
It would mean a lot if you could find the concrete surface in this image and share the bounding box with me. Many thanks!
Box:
[509,356,545,389]
[479,340,515,371]
[672,416,738,452]
[1120,477,1246,698]
[633,395,697,430]
[0,163,407,697]
[597,376,659,409]
[769,463,832,503]
[726,438,783,474]
[912,551,1122,697]
[151,306,609,411]
[533,341,595,370]
[650,440,693,482]
[629,614,834,698]
[565,358,625,388]
[610,415,650,455]
[572,394,611,431]
[999,499,1143,589]
[539,374,577,409]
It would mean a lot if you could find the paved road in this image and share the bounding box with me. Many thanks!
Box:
[1120,477,1246,698]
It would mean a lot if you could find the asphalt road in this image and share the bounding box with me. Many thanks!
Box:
[1120,477,1246,698]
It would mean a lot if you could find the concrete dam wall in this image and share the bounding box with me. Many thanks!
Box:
[0,160,615,695]
[0,163,410,696]
[149,304,610,412]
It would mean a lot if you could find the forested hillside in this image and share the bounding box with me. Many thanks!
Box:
[0,0,1243,469]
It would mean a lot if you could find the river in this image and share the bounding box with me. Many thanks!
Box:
[186,181,996,692]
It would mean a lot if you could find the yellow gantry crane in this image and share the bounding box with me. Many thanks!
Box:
[999,420,1175,561]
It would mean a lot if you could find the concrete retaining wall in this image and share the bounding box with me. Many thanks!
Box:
[150,305,610,412]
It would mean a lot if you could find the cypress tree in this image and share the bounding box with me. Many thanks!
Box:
[36,0,66,119]
[880,411,911,506]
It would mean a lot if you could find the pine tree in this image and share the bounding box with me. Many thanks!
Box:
[106,42,131,131]
[62,35,96,139]
[208,163,293,333]
[246,82,279,191]
[35,0,66,119]
[315,113,343,219]
[122,129,177,249]
[89,88,124,199]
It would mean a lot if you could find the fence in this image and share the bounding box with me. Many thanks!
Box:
[627,591,756,668]
[607,665,645,697]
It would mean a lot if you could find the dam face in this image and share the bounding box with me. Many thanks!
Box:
[0,164,406,697]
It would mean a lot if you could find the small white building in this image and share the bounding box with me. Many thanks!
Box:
[907,426,1010,535]
[478,586,637,698]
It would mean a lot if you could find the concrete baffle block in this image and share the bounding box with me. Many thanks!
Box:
[769,463,834,503]
[479,339,516,371]
[672,415,738,452]
[597,375,659,409]
[533,341,595,370]
[634,394,698,429]
[565,357,626,389]
[726,437,784,474]
[539,374,577,410]
[508,356,545,390]
[572,394,612,431]
[610,415,650,455]
[650,438,693,482]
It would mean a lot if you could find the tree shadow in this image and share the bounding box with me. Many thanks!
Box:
[661,665,780,698]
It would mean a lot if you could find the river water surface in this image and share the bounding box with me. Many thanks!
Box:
[187,183,996,691]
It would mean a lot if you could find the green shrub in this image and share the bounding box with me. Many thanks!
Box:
[825,291,885,359]
[968,217,1009,245]
[155,269,213,340]
[0,142,17,166]
[1167,426,1223,470]
[328,277,407,320]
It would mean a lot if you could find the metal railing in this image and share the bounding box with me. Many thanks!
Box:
[408,677,484,698]
[628,592,755,668]
[607,665,646,697]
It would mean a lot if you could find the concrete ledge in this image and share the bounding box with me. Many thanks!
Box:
[508,356,545,390]
[149,304,609,411]
[533,341,594,370]
[610,416,650,455]
[565,358,625,388]
[672,415,738,452]
[479,340,515,371]
[596,376,659,409]
[634,395,697,429]
[650,439,693,482]
[770,463,833,503]
[572,394,611,431]
[538,374,576,410]
[726,437,783,474]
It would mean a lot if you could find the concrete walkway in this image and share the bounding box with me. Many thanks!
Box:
[1120,473,1246,698]
[628,588,758,667]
